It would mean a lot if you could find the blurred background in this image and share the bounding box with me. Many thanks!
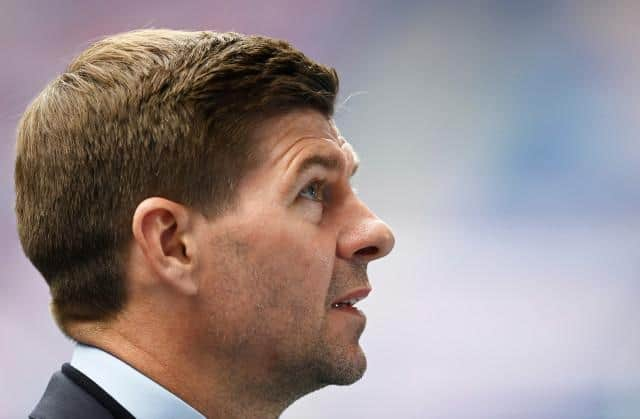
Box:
[2,0,639,418]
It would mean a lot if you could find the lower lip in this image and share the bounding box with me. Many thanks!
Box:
[331,305,364,317]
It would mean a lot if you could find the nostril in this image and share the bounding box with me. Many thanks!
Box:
[355,246,378,257]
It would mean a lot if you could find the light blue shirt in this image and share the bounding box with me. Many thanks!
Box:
[70,343,205,419]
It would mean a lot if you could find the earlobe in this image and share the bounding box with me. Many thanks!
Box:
[131,197,199,296]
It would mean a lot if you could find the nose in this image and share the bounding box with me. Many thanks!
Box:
[336,200,396,263]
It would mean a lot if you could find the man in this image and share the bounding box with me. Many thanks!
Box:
[16,29,395,419]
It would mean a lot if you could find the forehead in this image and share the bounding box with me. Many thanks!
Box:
[252,109,351,163]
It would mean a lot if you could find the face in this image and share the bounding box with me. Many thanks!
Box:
[191,109,395,395]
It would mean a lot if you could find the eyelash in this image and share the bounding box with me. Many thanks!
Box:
[299,179,327,202]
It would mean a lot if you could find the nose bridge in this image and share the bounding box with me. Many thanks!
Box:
[336,195,395,262]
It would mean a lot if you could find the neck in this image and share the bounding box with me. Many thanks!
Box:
[70,320,310,419]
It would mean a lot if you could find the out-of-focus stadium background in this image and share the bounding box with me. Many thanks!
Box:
[2,1,640,418]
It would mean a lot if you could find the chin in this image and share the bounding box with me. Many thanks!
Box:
[318,344,368,386]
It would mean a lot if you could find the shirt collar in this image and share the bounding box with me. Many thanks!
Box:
[70,343,205,419]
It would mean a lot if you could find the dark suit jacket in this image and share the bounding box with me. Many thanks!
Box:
[30,363,135,419]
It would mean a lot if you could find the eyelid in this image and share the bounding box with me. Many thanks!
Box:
[298,178,327,202]
[288,162,348,206]
[295,164,333,187]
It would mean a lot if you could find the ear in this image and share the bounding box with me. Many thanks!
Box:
[131,197,199,296]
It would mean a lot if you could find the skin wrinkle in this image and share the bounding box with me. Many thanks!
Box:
[283,138,343,173]
[274,135,358,212]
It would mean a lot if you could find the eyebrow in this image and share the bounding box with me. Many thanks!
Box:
[295,154,359,177]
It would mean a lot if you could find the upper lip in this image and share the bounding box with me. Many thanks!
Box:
[331,287,372,307]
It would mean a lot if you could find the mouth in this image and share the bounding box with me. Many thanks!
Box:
[331,288,371,316]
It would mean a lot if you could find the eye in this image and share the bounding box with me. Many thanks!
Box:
[299,180,326,202]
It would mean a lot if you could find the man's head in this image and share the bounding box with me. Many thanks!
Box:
[15,29,395,413]
[15,29,339,329]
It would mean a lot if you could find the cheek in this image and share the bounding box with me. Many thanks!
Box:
[293,200,323,223]
[246,224,334,308]
[196,218,338,357]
